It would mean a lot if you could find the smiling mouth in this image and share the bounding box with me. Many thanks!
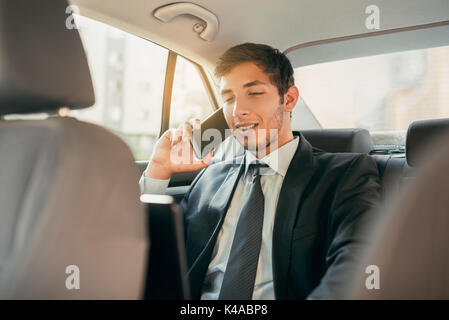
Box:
[236,123,259,133]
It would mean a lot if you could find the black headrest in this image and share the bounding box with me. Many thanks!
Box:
[0,0,94,116]
[406,118,449,167]
[295,128,373,153]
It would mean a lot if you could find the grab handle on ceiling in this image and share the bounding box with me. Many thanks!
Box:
[153,2,219,41]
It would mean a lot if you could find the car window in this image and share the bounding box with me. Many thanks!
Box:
[294,45,449,144]
[169,56,213,128]
[71,15,168,161]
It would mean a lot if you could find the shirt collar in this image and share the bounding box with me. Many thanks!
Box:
[243,136,300,177]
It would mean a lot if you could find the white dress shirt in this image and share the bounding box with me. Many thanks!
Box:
[139,137,299,299]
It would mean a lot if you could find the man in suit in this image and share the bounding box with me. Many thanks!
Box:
[140,43,381,299]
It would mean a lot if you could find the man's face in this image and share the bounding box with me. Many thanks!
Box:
[220,62,287,155]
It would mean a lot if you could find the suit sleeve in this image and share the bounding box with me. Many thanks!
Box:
[178,168,207,224]
[307,154,381,299]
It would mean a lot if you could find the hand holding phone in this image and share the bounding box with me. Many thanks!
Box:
[190,108,229,159]
[144,118,214,180]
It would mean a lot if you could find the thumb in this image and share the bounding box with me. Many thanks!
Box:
[202,151,214,165]
[192,151,214,169]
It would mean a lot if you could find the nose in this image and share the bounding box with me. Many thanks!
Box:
[232,96,250,118]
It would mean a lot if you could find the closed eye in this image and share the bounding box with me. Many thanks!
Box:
[249,92,264,95]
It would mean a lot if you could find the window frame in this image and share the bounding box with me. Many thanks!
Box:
[75,13,219,142]
[160,52,219,136]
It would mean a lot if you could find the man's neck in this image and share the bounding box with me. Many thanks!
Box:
[252,132,295,159]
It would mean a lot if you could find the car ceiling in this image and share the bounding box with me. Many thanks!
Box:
[71,0,449,70]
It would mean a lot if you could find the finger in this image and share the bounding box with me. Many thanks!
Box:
[190,118,201,131]
[189,119,201,150]
[170,128,181,142]
[182,121,193,142]
[161,129,172,141]
[170,142,191,165]
[192,151,213,167]
[170,128,183,145]
[189,160,210,171]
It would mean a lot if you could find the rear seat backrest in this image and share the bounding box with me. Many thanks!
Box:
[146,120,449,207]
[406,118,449,167]
[139,128,376,203]
[138,128,375,178]
[297,128,374,153]
[373,118,449,198]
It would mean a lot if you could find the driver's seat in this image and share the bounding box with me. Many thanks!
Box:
[0,0,148,299]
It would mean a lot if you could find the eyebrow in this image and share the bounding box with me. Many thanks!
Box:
[220,80,267,95]
[243,80,267,88]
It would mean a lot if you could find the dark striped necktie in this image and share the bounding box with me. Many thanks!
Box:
[218,162,268,300]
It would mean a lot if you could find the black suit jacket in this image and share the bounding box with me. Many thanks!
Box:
[179,133,381,299]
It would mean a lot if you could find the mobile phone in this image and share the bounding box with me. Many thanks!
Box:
[191,107,229,159]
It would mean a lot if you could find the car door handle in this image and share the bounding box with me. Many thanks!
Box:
[153,2,219,41]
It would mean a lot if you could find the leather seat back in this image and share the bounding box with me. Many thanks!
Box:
[0,0,148,299]
[372,118,449,198]
[350,129,449,299]
[298,128,374,154]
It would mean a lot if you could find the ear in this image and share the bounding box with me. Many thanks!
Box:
[283,85,299,113]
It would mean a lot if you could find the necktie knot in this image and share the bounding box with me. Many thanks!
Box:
[249,162,269,180]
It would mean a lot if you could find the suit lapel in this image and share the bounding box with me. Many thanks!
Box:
[272,133,317,299]
[203,156,245,246]
[187,155,245,297]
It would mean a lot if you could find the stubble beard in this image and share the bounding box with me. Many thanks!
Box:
[243,103,284,157]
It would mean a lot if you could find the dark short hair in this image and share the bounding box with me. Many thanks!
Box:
[214,43,295,103]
